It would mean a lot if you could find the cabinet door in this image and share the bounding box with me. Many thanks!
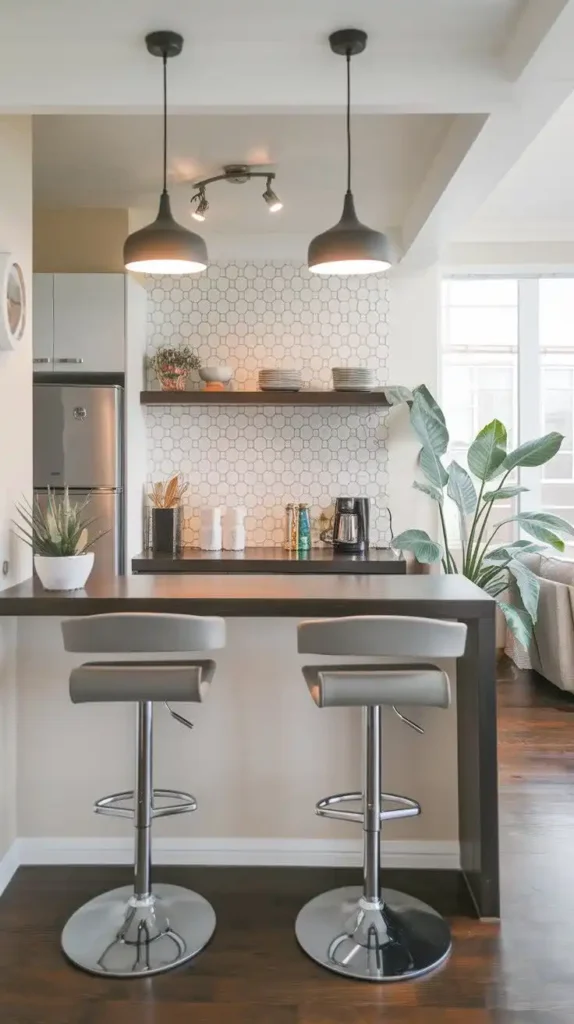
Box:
[32,274,54,369]
[53,274,125,372]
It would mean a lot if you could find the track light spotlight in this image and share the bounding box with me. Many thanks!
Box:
[262,177,283,213]
[191,189,209,222]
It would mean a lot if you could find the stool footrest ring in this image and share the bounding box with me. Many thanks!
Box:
[94,788,197,820]
[316,791,421,824]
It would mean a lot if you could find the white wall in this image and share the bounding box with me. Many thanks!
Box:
[387,264,440,544]
[124,274,148,564]
[16,616,458,865]
[0,117,33,863]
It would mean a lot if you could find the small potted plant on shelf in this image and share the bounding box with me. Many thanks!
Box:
[13,487,106,591]
[151,345,201,391]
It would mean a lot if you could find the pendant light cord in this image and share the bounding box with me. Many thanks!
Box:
[162,51,168,195]
[346,50,352,194]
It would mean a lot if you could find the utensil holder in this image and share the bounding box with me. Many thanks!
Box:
[151,507,181,554]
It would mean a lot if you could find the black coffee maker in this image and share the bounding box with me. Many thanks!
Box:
[333,497,369,553]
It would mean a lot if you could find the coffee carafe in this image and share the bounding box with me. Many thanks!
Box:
[333,497,369,554]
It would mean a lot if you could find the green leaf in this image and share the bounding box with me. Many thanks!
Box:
[447,461,477,516]
[501,511,574,549]
[419,446,449,489]
[482,485,529,502]
[412,385,446,425]
[476,566,508,597]
[483,541,547,566]
[508,559,540,623]
[409,392,449,457]
[384,385,413,406]
[391,529,443,564]
[413,480,443,503]
[497,600,534,650]
[467,420,507,481]
[501,432,564,472]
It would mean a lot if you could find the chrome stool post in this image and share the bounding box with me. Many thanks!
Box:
[59,611,226,978]
[295,615,468,982]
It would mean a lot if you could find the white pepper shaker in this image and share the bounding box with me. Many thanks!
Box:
[223,506,246,551]
[199,507,222,551]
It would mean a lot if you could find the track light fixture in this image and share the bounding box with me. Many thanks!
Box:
[308,29,392,276]
[262,177,283,213]
[191,188,209,222]
[123,31,207,275]
[189,165,283,221]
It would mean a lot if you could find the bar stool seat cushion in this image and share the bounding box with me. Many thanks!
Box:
[302,663,450,709]
[70,659,215,704]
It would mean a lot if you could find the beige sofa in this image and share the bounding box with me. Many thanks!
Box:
[505,553,574,692]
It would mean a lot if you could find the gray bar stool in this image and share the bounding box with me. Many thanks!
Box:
[296,614,467,982]
[60,611,226,978]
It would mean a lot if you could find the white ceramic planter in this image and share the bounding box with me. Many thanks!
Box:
[34,552,95,591]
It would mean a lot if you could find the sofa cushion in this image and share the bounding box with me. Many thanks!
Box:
[518,552,542,575]
[539,555,574,586]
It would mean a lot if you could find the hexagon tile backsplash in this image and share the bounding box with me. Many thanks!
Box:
[145,262,391,547]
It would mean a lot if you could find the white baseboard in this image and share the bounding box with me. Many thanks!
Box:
[0,841,20,896]
[17,837,460,870]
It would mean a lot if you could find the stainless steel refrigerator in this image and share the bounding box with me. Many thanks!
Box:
[33,384,124,573]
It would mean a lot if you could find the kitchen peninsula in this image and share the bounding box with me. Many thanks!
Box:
[0,571,498,918]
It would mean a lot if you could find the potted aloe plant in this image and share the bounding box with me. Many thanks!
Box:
[13,487,106,591]
[151,345,201,391]
[387,385,574,648]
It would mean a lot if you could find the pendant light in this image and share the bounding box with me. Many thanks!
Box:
[308,29,392,276]
[124,31,207,275]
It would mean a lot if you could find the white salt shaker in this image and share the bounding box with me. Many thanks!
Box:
[223,506,246,551]
[199,506,222,551]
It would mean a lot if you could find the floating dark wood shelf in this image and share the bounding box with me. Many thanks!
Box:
[140,390,390,407]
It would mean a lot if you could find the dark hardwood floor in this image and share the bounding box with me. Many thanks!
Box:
[1,659,573,1023]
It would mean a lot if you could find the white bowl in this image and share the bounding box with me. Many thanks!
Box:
[199,366,233,384]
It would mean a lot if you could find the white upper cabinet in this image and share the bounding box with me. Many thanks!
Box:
[33,273,126,372]
[32,274,55,367]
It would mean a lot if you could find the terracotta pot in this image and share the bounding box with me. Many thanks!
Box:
[158,366,188,391]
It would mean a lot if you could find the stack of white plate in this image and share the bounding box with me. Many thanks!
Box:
[259,369,302,392]
[332,367,375,391]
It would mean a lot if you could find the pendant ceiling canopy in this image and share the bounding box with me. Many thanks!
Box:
[308,29,392,277]
[123,31,208,275]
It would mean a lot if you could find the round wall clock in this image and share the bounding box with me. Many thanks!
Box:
[0,253,26,351]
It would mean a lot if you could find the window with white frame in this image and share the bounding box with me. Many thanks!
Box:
[441,276,574,550]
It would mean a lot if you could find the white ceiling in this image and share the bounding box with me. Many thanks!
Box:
[32,113,451,234]
[8,0,574,260]
[0,0,526,114]
[460,92,574,238]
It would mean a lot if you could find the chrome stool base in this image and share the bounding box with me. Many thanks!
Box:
[295,885,451,982]
[61,883,216,977]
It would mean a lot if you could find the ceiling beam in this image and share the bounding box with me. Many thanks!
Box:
[399,0,574,267]
[0,49,510,116]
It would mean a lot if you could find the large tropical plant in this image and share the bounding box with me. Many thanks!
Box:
[387,385,574,648]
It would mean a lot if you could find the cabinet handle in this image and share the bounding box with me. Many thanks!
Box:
[55,357,84,364]
[33,358,52,364]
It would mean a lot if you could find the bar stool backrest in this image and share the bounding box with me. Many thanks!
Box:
[298,615,467,659]
[62,612,226,654]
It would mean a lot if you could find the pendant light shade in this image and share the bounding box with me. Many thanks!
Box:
[308,30,392,276]
[124,192,207,273]
[124,32,207,275]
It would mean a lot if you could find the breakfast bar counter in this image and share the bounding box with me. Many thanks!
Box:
[0,572,498,918]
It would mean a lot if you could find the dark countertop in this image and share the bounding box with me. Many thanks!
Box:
[0,572,494,618]
[132,547,406,575]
